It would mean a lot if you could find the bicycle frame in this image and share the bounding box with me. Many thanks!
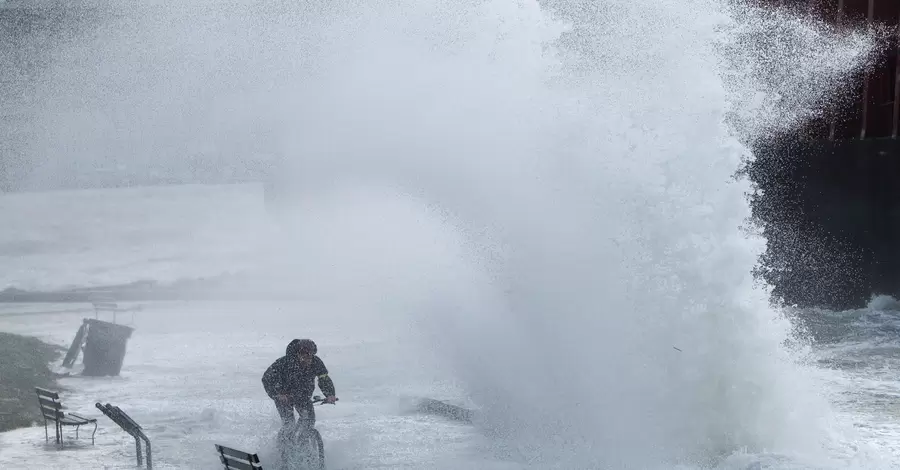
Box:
[286,396,331,437]
[278,396,333,470]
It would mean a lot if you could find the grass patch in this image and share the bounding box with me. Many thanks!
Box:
[0,332,66,432]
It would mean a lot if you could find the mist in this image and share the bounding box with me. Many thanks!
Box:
[1,0,883,468]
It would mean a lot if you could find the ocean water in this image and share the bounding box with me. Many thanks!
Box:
[1,0,896,468]
[0,183,898,469]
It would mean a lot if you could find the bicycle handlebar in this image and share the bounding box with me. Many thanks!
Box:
[311,395,338,405]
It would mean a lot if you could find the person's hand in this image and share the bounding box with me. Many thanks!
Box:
[324,396,338,404]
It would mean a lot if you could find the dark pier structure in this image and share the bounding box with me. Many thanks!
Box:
[750,0,900,309]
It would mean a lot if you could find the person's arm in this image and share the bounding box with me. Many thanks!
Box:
[313,357,336,398]
[261,359,283,399]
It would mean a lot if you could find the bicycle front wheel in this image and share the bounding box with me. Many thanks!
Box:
[305,428,325,470]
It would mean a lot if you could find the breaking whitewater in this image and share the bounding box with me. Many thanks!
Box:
[4,0,900,468]
[0,183,898,470]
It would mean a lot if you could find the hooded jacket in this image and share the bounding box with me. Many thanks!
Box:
[261,340,336,401]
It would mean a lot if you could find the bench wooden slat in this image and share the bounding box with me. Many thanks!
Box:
[59,416,93,425]
[35,387,60,400]
[38,396,60,408]
[216,445,260,462]
[38,396,64,420]
[215,444,262,470]
[39,407,63,420]
[218,455,259,470]
[64,413,97,424]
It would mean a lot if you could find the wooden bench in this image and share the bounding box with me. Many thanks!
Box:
[214,444,263,469]
[96,402,152,469]
[35,387,98,446]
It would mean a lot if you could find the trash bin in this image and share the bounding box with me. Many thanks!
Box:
[82,319,135,377]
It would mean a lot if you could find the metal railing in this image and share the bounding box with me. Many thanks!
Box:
[96,403,152,469]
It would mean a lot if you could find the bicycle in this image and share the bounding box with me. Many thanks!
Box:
[276,395,336,470]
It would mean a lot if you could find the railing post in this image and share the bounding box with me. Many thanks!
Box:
[145,437,153,469]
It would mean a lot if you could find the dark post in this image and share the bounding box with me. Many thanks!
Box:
[893,7,900,137]
[135,433,143,466]
[82,319,134,377]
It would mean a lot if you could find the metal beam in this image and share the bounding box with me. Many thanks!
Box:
[860,0,875,139]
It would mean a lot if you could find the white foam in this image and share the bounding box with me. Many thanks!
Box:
[0,301,485,469]
[1,0,891,467]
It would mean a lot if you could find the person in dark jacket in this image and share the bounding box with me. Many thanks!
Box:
[262,339,337,430]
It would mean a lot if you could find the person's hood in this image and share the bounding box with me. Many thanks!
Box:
[286,339,303,357]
